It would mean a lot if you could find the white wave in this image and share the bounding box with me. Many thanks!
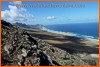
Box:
[42,27,98,41]
[43,28,78,36]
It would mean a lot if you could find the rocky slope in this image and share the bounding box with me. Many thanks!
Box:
[2,20,90,66]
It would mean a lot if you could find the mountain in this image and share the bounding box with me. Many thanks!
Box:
[2,20,91,66]
[14,22,44,31]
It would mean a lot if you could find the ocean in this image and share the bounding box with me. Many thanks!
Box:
[45,23,98,39]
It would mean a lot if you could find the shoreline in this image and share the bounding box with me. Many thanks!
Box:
[28,30,99,64]
[42,28,98,40]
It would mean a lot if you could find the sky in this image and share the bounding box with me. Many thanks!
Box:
[2,2,98,25]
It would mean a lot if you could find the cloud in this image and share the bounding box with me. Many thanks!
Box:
[9,1,22,5]
[1,4,34,24]
[46,16,56,20]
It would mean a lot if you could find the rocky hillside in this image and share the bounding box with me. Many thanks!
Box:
[2,20,90,66]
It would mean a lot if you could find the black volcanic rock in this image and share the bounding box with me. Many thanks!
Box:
[2,20,89,66]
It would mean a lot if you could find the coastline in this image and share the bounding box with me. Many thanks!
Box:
[42,27,98,40]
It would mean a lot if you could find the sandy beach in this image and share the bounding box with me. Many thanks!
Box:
[27,30,99,65]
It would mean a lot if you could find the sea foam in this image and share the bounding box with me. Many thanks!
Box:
[42,27,99,42]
